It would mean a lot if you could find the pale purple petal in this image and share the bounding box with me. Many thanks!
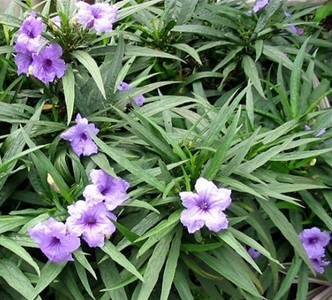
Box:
[310,258,330,274]
[83,184,105,206]
[304,125,312,131]
[61,114,99,157]
[202,208,229,232]
[15,51,33,75]
[134,95,145,106]
[179,191,199,208]
[315,128,326,137]
[118,82,131,91]
[253,0,269,13]
[299,227,330,259]
[248,247,261,259]
[31,43,66,83]
[179,177,232,234]
[76,1,118,33]
[66,201,117,248]
[28,217,80,263]
[84,169,130,210]
[180,206,205,233]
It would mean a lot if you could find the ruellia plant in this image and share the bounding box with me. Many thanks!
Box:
[0,0,331,299]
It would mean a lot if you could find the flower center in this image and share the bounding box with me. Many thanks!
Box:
[50,237,61,247]
[44,59,53,68]
[309,237,317,244]
[198,200,210,211]
[80,132,88,140]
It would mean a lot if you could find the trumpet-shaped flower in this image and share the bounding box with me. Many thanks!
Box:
[83,169,130,211]
[28,218,80,263]
[299,227,330,259]
[61,114,99,157]
[30,43,66,83]
[15,12,45,53]
[66,201,117,248]
[180,178,232,233]
[76,1,118,33]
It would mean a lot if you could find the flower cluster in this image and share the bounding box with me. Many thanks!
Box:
[61,114,99,157]
[118,81,145,107]
[76,1,118,34]
[29,169,129,263]
[179,178,232,233]
[299,227,330,274]
[14,13,66,83]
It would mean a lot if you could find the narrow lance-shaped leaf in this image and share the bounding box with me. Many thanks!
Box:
[71,50,106,99]
[62,64,75,125]
[290,38,309,118]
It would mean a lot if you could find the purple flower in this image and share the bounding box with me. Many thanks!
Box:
[253,0,269,13]
[284,11,304,35]
[248,247,261,260]
[61,113,99,157]
[304,124,312,131]
[180,178,232,233]
[310,257,330,274]
[299,227,330,259]
[30,43,66,83]
[118,82,131,91]
[76,1,118,34]
[28,218,80,263]
[15,51,34,75]
[134,94,145,107]
[83,169,130,210]
[15,12,45,53]
[66,200,117,248]
[117,81,145,107]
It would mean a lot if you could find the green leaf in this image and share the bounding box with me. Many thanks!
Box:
[73,249,97,280]
[263,45,293,70]
[62,64,75,125]
[229,228,282,266]
[296,264,308,300]
[254,0,282,33]
[256,198,314,273]
[134,210,181,243]
[203,107,241,179]
[29,261,66,300]
[0,235,40,276]
[273,259,302,300]
[91,134,165,192]
[174,267,194,300]
[135,232,173,300]
[123,199,160,214]
[102,241,144,282]
[0,216,31,234]
[218,230,261,274]
[300,191,332,231]
[71,50,106,99]
[74,261,96,300]
[0,14,21,27]
[242,55,265,98]
[290,38,309,118]
[0,259,36,299]
[195,249,262,297]
[173,43,202,65]
[160,227,182,300]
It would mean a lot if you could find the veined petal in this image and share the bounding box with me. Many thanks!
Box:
[179,191,199,208]
[180,206,205,233]
[203,208,229,232]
